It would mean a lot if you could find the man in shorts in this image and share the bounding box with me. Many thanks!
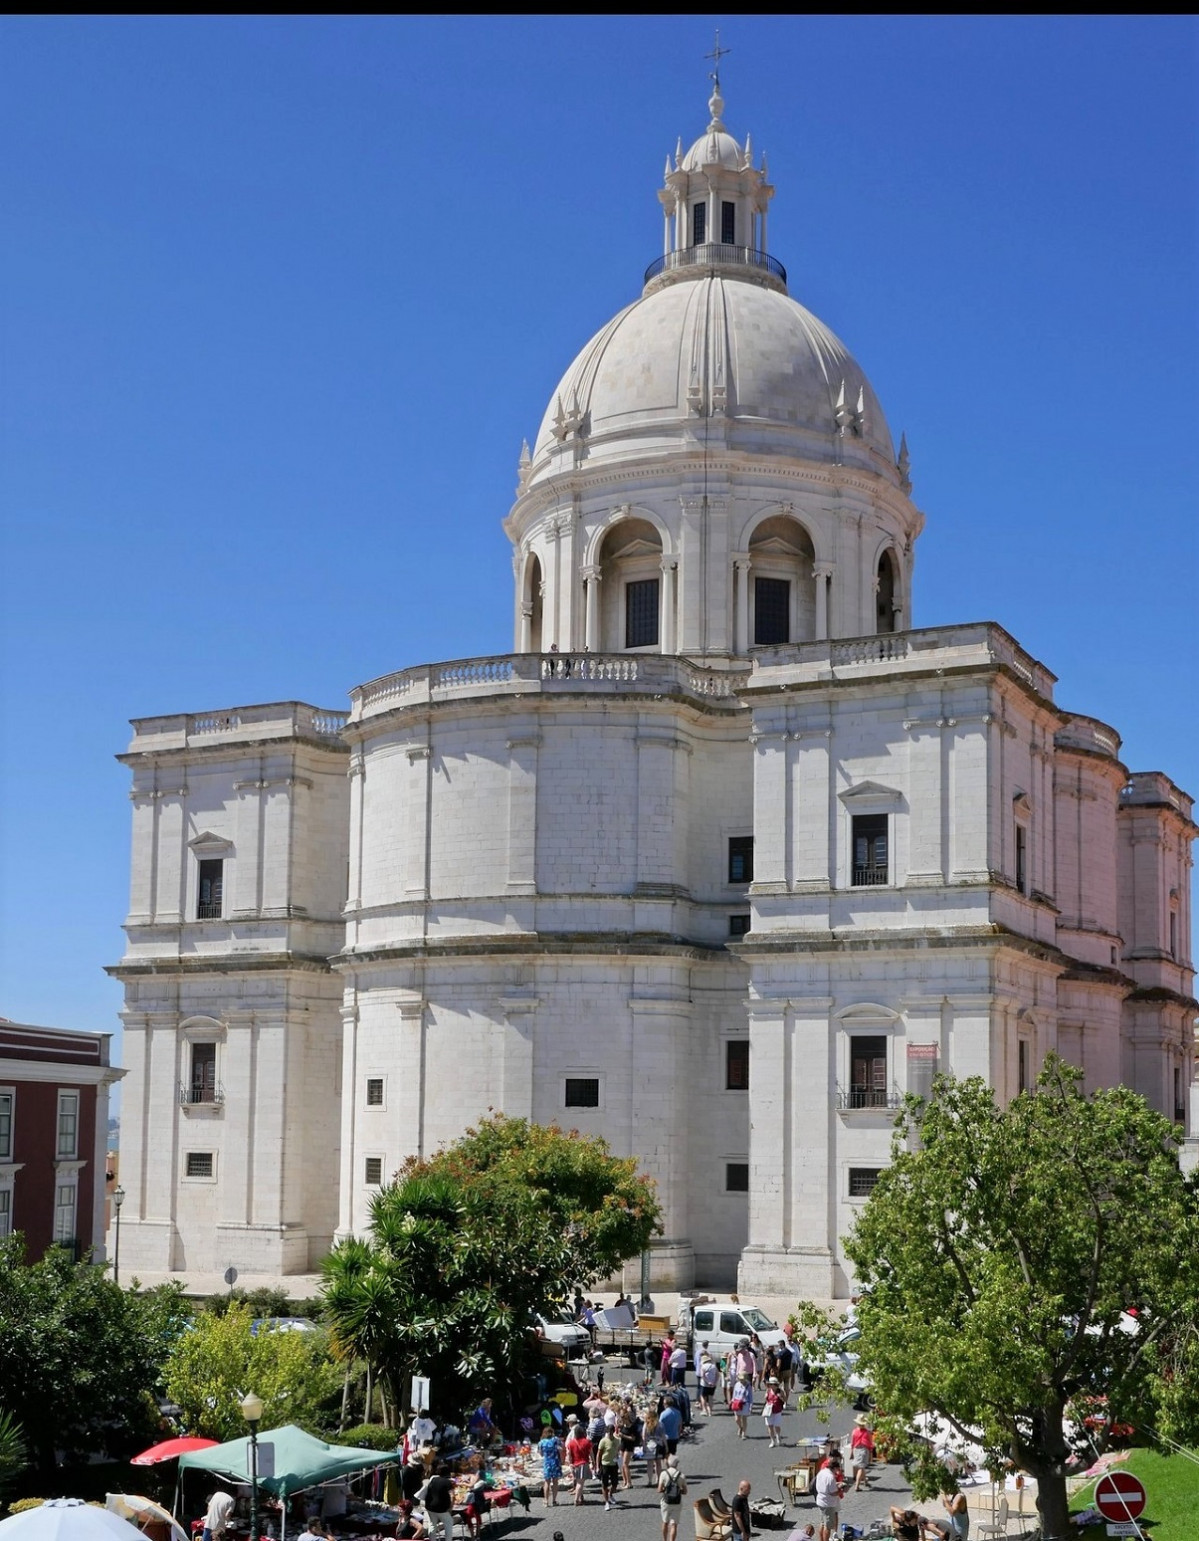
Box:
[657,1455,688,1541]
[597,1426,620,1511]
[814,1452,845,1541]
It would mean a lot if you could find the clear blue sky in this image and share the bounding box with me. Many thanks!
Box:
[1,16,1196,1050]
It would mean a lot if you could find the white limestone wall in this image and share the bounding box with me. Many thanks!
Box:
[1052,723,1126,969]
[337,954,751,1288]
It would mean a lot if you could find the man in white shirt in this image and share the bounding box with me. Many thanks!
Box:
[411,1408,436,1447]
[668,1342,688,1386]
[202,1492,234,1541]
[814,1454,844,1541]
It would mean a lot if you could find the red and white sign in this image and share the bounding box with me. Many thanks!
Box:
[1094,1471,1147,1522]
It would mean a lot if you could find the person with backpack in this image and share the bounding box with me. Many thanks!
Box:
[656,1455,688,1541]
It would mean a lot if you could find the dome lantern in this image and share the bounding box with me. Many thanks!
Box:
[649,81,781,296]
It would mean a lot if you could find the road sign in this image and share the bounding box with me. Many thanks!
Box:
[1094,1471,1147,1522]
[224,1266,238,1287]
[1106,1525,1138,1538]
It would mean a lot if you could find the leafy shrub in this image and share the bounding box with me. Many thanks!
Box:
[338,1426,402,1451]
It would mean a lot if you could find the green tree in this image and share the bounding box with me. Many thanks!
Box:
[0,1235,188,1472]
[321,1116,660,1424]
[163,1304,341,1441]
[839,1059,1199,1540]
[0,1410,28,1505]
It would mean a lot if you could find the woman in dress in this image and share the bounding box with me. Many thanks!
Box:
[850,1415,875,1491]
[762,1378,785,1447]
[641,1410,664,1488]
[617,1402,640,1489]
[538,1425,563,1506]
[731,1372,754,1439]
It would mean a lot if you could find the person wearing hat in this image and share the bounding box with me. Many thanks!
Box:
[696,1349,719,1416]
[564,1414,591,1506]
[762,1378,785,1447]
[850,1414,875,1491]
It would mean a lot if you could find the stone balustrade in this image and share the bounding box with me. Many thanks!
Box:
[127,702,349,752]
[1056,714,1123,760]
[350,653,743,721]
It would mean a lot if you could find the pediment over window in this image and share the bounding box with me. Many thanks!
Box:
[615,537,663,560]
[188,832,233,857]
[838,780,905,809]
[1013,791,1031,816]
[835,1002,902,1028]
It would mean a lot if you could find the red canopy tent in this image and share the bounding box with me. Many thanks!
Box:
[131,1439,219,1467]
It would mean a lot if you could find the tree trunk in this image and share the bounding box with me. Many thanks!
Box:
[364,1363,373,1424]
[1035,1472,1073,1541]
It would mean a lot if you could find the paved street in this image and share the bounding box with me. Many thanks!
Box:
[497,1371,920,1540]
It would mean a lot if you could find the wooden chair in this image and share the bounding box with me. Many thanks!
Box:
[693,1498,732,1540]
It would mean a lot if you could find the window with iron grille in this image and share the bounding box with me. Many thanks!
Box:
[564,1077,600,1109]
[625,578,660,648]
[728,835,754,884]
[725,1162,749,1193]
[726,1039,750,1091]
[1018,1038,1030,1094]
[366,1077,384,1107]
[1015,823,1028,894]
[753,577,790,645]
[185,1151,214,1178]
[0,1090,12,1161]
[198,858,224,919]
[849,1036,888,1108]
[851,814,888,886]
[692,202,706,244]
[190,1043,217,1103]
[56,1091,78,1158]
[849,1167,882,1198]
[364,1156,383,1185]
[721,200,736,245]
[728,914,751,938]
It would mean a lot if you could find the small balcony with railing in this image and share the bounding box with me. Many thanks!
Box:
[836,1084,903,1113]
[643,243,787,295]
[179,1081,225,1113]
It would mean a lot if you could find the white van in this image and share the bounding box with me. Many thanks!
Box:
[682,1300,789,1358]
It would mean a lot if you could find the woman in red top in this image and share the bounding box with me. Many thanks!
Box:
[564,1417,592,1506]
[850,1415,875,1491]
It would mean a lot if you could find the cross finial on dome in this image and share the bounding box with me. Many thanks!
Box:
[705,28,730,127]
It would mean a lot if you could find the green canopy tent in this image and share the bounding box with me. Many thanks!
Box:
[177,1425,400,1539]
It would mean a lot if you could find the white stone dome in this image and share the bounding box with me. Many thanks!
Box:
[681,124,743,171]
[528,274,896,486]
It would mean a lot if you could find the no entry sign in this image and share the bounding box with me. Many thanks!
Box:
[1094,1471,1147,1521]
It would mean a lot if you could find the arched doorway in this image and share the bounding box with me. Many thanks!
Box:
[747,515,816,646]
[599,518,664,651]
[522,552,544,652]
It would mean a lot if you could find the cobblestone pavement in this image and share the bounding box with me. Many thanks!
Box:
[495,1370,921,1540]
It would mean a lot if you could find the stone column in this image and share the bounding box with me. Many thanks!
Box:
[403,745,432,899]
[519,600,533,653]
[582,566,601,652]
[499,996,537,1120]
[630,997,694,1287]
[335,1001,359,1239]
[734,555,751,654]
[506,735,539,894]
[660,558,677,654]
[791,729,832,891]
[751,729,788,890]
[813,563,833,641]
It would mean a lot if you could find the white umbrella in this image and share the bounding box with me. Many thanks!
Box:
[0,1501,144,1541]
[105,1496,188,1541]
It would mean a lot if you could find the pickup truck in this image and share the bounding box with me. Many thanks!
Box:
[679,1298,789,1357]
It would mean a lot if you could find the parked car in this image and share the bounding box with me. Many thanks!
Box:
[534,1311,591,1358]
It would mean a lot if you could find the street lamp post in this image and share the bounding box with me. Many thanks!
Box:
[240,1393,264,1541]
[112,1185,125,1285]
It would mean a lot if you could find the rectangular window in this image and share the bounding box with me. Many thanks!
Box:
[852,814,889,886]
[1170,911,1177,959]
[197,858,224,920]
[728,835,754,884]
[185,1151,214,1178]
[726,1039,750,1091]
[849,1036,888,1108]
[1174,1066,1185,1124]
[692,202,706,244]
[728,913,751,938]
[364,1156,383,1185]
[0,1090,12,1161]
[693,1310,714,1334]
[564,1077,600,1109]
[753,577,791,645]
[190,1043,217,1104]
[1018,1038,1030,1094]
[721,200,736,245]
[53,1182,77,1243]
[1015,823,1028,894]
[0,1188,10,1239]
[366,1077,384,1107]
[56,1091,79,1158]
[849,1167,882,1198]
[725,1161,750,1193]
[625,578,660,648]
